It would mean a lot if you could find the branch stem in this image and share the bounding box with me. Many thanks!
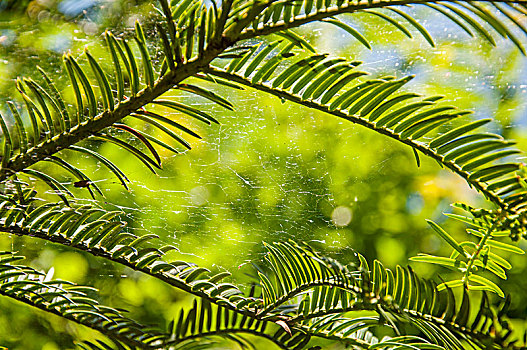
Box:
[204,68,508,210]
[0,39,232,182]
[237,0,525,41]
[463,219,500,284]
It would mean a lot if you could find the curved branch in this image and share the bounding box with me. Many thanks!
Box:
[0,50,224,182]
[1,292,164,349]
[258,280,362,316]
[0,221,258,319]
[0,255,167,349]
[237,0,527,43]
[204,67,525,216]
[252,241,521,349]
[289,290,520,350]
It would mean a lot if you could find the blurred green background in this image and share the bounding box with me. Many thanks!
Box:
[0,0,527,348]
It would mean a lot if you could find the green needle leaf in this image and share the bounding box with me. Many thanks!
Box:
[322,18,371,49]
[387,7,435,47]
[134,20,155,87]
[66,54,97,118]
[85,49,114,111]
[426,220,467,257]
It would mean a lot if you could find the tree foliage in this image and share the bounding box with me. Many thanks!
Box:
[0,0,526,348]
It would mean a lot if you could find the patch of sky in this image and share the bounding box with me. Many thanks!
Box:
[359,47,404,74]
[406,192,424,215]
[513,57,527,127]
[0,29,15,47]
[58,0,97,17]
[513,102,527,130]
[412,6,473,41]
[44,34,71,53]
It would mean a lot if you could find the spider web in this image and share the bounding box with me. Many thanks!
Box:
[2,1,527,289]
[2,3,527,347]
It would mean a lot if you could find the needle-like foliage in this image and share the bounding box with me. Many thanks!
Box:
[0,0,526,348]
